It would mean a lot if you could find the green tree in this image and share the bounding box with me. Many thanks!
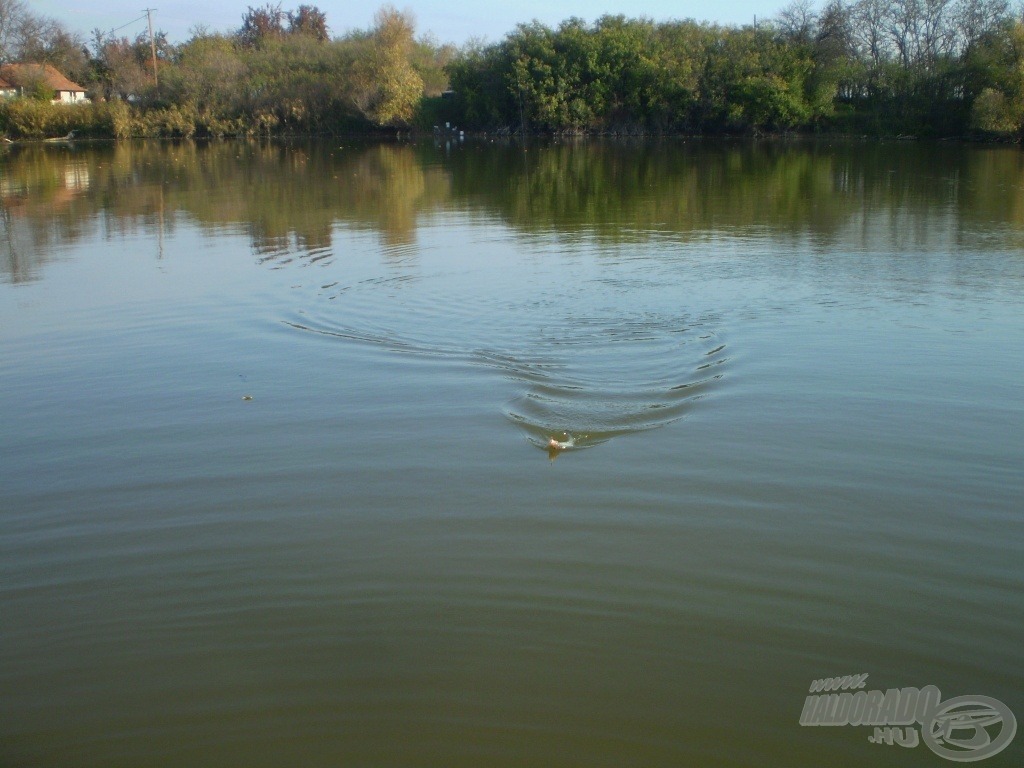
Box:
[964,19,1024,134]
[164,32,245,114]
[504,22,563,130]
[700,26,813,132]
[807,0,858,124]
[446,40,517,128]
[21,69,54,100]
[410,34,455,96]
[352,6,424,126]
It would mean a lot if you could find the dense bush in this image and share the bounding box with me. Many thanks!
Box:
[0,101,126,139]
[445,2,1024,137]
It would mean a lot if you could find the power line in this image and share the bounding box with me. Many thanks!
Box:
[109,14,149,35]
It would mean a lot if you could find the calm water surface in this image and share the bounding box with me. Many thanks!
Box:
[1,139,1022,767]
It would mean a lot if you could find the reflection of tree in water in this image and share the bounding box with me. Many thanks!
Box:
[162,141,450,257]
[348,145,428,249]
[0,140,455,280]
[3,139,1024,283]
[0,148,97,283]
[445,140,1024,249]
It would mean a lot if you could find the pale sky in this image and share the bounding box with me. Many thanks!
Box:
[30,0,786,46]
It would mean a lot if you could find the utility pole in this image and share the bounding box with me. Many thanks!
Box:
[144,8,158,87]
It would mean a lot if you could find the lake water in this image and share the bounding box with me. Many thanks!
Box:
[1,139,1022,767]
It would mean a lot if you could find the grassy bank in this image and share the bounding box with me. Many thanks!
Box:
[0,100,311,140]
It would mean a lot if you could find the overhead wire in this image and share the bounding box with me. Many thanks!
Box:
[108,15,149,36]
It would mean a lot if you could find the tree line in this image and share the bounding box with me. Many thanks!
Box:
[1,0,1024,138]
[0,2,450,137]
[449,0,1024,136]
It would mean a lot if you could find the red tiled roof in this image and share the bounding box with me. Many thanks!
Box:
[0,63,86,93]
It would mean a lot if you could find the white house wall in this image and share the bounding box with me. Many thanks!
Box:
[56,91,89,103]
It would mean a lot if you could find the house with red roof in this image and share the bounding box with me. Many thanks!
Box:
[0,63,88,103]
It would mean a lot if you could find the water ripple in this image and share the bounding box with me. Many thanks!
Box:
[500,322,727,454]
[281,253,730,455]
